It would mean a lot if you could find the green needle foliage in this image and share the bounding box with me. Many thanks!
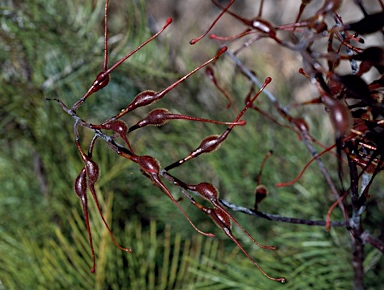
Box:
[0,190,225,289]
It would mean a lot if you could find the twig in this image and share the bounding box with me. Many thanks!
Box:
[361,231,384,253]
[348,157,365,290]
[219,199,346,227]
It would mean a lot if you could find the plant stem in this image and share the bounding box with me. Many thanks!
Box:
[219,199,346,227]
[348,157,365,290]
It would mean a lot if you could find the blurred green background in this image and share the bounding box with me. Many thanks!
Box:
[1,0,383,289]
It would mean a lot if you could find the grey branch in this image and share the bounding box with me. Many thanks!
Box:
[219,198,346,227]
